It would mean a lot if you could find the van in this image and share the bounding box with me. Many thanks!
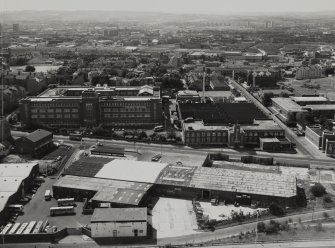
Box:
[44,190,52,201]
[153,126,164,132]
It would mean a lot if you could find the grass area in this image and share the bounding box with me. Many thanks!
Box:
[203,220,335,245]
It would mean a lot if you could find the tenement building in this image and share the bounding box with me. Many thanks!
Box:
[19,85,162,129]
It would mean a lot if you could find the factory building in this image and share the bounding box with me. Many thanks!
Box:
[53,159,297,208]
[14,129,53,157]
[19,85,162,130]
[91,208,147,238]
[0,163,39,225]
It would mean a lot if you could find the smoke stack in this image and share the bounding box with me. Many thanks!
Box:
[202,67,206,103]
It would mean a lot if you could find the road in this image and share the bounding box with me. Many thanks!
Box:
[205,240,335,248]
[228,79,328,159]
[10,131,335,168]
[156,208,335,246]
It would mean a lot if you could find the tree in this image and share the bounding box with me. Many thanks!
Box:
[138,131,148,140]
[279,92,289,98]
[25,65,36,72]
[324,195,333,203]
[261,92,274,107]
[257,221,266,233]
[269,203,285,216]
[311,183,326,197]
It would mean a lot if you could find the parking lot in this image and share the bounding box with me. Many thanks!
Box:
[138,150,207,167]
[15,177,91,230]
[151,197,198,239]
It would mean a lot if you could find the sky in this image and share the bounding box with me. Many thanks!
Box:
[1,0,335,14]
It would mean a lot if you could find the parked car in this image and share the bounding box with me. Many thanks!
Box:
[151,154,162,162]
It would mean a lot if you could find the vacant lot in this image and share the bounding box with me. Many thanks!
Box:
[151,197,199,239]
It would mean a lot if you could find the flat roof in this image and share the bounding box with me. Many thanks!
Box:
[94,159,167,184]
[259,137,280,142]
[155,164,197,187]
[0,163,38,214]
[291,96,328,102]
[304,104,335,111]
[54,175,152,206]
[179,103,267,124]
[91,188,146,206]
[54,175,152,192]
[0,163,39,178]
[24,129,52,143]
[90,146,125,155]
[242,120,283,131]
[177,90,200,97]
[271,97,304,112]
[64,157,113,178]
[91,208,147,222]
[184,121,228,131]
[189,167,296,198]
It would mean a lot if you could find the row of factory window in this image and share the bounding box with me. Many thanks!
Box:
[102,108,150,112]
[185,137,227,143]
[32,114,79,119]
[243,131,284,137]
[31,108,79,113]
[103,113,151,118]
[185,131,227,137]
[32,103,78,107]
[101,102,152,107]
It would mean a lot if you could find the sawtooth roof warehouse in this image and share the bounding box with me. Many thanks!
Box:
[53,159,298,207]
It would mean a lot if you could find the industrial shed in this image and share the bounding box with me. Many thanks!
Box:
[153,164,297,206]
[53,175,152,207]
[14,129,53,157]
[0,163,39,224]
[54,159,297,207]
[91,208,147,238]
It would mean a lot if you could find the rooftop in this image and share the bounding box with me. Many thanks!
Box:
[304,104,335,111]
[24,129,52,143]
[179,103,267,125]
[290,96,328,103]
[155,164,197,187]
[271,97,304,112]
[54,175,152,206]
[94,159,168,184]
[190,167,296,198]
[184,120,228,131]
[242,120,283,131]
[91,208,147,223]
[0,163,38,214]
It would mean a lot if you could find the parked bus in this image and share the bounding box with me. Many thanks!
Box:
[16,223,28,234]
[32,221,44,234]
[69,133,82,141]
[0,224,13,234]
[57,198,75,207]
[50,206,75,216]
[8,204,24,213]
[23,221,36,234]
[8,223,21,234]
[44,190,52,201]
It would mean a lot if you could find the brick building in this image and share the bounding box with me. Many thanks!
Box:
[20,85,162,129]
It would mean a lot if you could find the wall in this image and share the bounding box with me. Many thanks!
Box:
[91,222,147,238]
[305,126,322,149]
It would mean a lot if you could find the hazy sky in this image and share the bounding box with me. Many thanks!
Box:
[1,0,335,14]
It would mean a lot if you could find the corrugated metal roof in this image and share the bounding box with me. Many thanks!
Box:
[25,129,52,143]
[91,208,147,222]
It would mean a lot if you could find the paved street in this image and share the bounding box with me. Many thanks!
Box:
[11,131,335,168]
